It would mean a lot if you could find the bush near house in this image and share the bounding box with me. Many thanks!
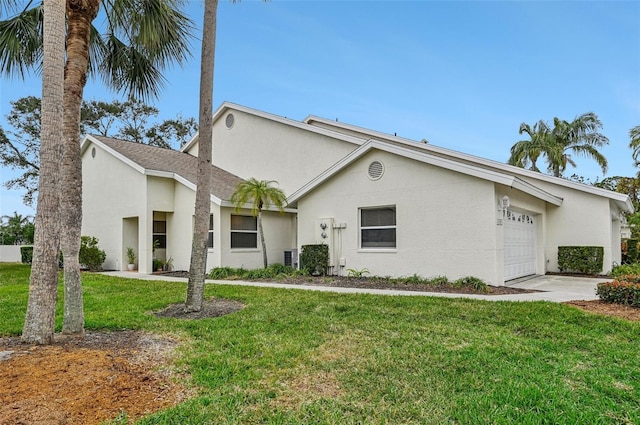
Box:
[299,244,329,276]
[611,263,640,277]
[20,246,33,264]
[623,239,639,264]
[557,246,603,275]
[79,236,106,271]
[597,276,640,307]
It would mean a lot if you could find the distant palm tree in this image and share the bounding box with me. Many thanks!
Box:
[509,112,609,178]
[1,212,33,244]
[629,125,640,167]
[231,179,287,268]
[508,120,551,172]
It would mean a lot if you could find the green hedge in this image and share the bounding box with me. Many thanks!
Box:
[557,246,603,275]
[627,239,639,264]
[299,244,329,276]
[597,276,640,307]
[20,246,33,264]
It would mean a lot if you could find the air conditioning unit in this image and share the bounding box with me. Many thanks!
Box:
[284,249,298,269]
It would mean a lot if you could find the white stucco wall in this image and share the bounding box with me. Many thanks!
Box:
[82,142,148,271]
[297,150,501,283]
[519,178,620,274]
[210,110,358,195]
[218,207,296,270]
[0,245,23,262]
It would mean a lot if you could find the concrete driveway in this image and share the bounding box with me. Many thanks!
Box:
[104,271,609,303]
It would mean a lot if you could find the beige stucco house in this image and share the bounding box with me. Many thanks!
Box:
[81,102,632,284]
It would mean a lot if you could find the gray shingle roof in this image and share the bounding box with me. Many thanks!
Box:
[93,135,244,201]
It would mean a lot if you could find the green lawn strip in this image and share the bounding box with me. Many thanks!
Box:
[1,264,639,424]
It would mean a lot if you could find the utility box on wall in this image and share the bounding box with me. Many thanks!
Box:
[315,218,334,266]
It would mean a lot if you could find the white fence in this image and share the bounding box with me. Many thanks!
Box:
[0,245,26,263]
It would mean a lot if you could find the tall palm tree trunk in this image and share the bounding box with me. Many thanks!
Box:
[185,0,218,313]
[61,0,100,334]
[258,210,268,268]
[22,0,66,344]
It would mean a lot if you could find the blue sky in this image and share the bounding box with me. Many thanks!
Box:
[1,0,639,217]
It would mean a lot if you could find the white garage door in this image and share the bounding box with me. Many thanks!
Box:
[504,210,537,281]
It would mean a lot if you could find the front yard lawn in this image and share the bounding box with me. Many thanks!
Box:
[1,263,639,424]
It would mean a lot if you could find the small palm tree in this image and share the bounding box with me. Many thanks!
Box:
[230,178,287,268]
[629,125,640,167]
[509,112,609,178]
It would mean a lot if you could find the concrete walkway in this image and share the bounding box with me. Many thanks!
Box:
[102,271,610,303]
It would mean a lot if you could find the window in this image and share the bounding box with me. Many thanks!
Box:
[231,215,257,249]
[360,206,396,249]
[207,214,214,248]
[153,220,167,248]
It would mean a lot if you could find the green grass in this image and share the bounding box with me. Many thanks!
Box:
[2,263,639,424]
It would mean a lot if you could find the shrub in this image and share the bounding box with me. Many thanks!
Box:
[347,268,369,278]
[453,276,488,293]
[79,236,106,271]
[557,246,604,275]
[627,239,639,264]
[611,263,640,278]
[429,275,450,286]
[597,277,640,307]
[300,244,329,276]
[20,246,33,264]
[208,264,300,280]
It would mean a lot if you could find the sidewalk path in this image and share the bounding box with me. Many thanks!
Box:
[101,271,609,303]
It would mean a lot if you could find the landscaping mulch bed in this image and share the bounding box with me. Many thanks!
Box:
[161,271,537,295]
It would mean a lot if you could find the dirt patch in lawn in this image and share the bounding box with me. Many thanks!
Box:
[0,298,245,425]
[154,298,245,319]
[0,331,190,425]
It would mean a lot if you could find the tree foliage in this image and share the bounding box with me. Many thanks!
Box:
[0,96,197,205]
[629,125,640,167]
[0,212,34,244]
[509,112,609,177]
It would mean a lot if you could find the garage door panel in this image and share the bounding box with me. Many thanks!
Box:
[504,210,536,281]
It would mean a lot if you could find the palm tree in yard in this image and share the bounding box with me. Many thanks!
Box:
[231,178,287,269]
[20,0,65,344]
[185,0,217,313]
[509,112,609,178]
[1,0,193,338]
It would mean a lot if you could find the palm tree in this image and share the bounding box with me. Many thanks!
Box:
[1,0,193,337]
[508,120,551,172]
[509,112,609,178]
[231,179,287,269]
[21,0,65,344]
[629,125,640,167]
[0,212,33,244]
[185,0,218,314]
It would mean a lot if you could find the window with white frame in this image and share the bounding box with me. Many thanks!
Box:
[207,214,214,248]
[360,206,396,249]
[230,215,258,249]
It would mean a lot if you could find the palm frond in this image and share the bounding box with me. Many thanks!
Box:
[0,5,43,78]
[569,144,608,175]
[629,125,640,162]
[98,0,194,99]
